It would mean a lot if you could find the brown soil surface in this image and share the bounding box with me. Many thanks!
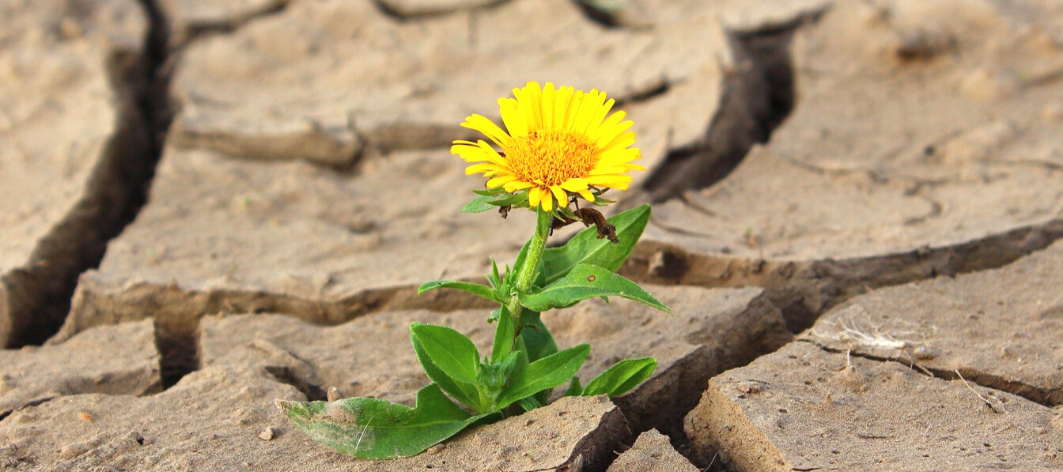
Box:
[3,0,1063,470]
[802,239,1063,406]
[1,367,628,471]
[684,239,1063,471]
[685,342,1063,472]
[1,319,160,419]
[626,0,1063,330]
[607,429,699,472]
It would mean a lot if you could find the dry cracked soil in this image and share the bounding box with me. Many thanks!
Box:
[1,0,1062,471]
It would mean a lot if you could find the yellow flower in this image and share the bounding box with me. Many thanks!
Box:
[452,82,644,212]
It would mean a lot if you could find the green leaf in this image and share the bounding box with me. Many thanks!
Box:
[519,263,671,314]
[541,205,650,284]
[462,191,528,213]
[410,324,480,383]
[517,396,542,412]
[473,187,507,196]
[509,336,555,408]
[278,383,493,459]
[462,194,498,213]
[519,310,557,363]
[495,344,590,409]
[411,326,484,412]
[510,239,532,286]
[488,259,502,289]
[520,311,559,407]
[418,280,499,302]
[491,307,516,362]
[582,358,657,397]
[490,191,529,207]
[564,376,583,397]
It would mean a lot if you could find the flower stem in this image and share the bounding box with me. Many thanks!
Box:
[507,208,553,332]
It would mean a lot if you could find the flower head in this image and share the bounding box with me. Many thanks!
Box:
[452,82,644,212]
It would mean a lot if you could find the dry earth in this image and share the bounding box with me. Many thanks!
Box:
[628,0,1063,330]
[0,0,153,347]
[1,0,1062,471]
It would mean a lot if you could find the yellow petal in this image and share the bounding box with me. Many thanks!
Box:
[465,163,501,175]
[570,89,594,132]
[578,188,595,202]
[475,140,509,166]
[589,166,631,176]
[524,82,543,131]
[588,110,627,143]
[563,90,584,130]
[596,147,641,165]
[586,97,615,135]
[514,87,534,134]
[542,189,554,211]
[504,181,535,193]
[573,90,604,134]
[595,121,635,150]
[499,98,527,138]
[550,186,568,208]
[589,180,630,191]
[597,130,637,156]
[461,115,511,148]
[554,86,574,130]
[560,178,590,192]
[451,144,487,162]
[586,175,633,189]
[542,82,556,129]
[529,186,542,208]
[487,175,517,188]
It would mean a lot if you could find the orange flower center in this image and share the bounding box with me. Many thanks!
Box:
[504,130,597,187]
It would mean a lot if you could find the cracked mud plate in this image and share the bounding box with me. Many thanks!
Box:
[685,342,1063,472]
[0,367,629,471]
[197,285,789,438]
[628,0,1063,329]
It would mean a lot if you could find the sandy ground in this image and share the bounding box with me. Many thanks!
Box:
[2,0,1062,470]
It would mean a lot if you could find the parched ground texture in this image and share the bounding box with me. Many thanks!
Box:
[1,0,1062,470]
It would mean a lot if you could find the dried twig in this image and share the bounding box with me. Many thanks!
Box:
[955,370,1005,414]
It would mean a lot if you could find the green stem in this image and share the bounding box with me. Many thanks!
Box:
[506,208,553,333]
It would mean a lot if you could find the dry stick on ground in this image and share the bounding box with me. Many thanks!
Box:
[703,452,718,472]
[955,370,1006,414]
[910,360,934,378]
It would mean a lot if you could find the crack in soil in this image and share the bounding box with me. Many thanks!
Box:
[75,280,493,388]
[164,0,292,49]
[372,0,512,21]
[0,397,54,423]
[572,0,624,29]
[557,404,631,472]
[2,0,170,348]
[623,218,1063,333]
[637,13,809,203]
[263,366,329,402]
